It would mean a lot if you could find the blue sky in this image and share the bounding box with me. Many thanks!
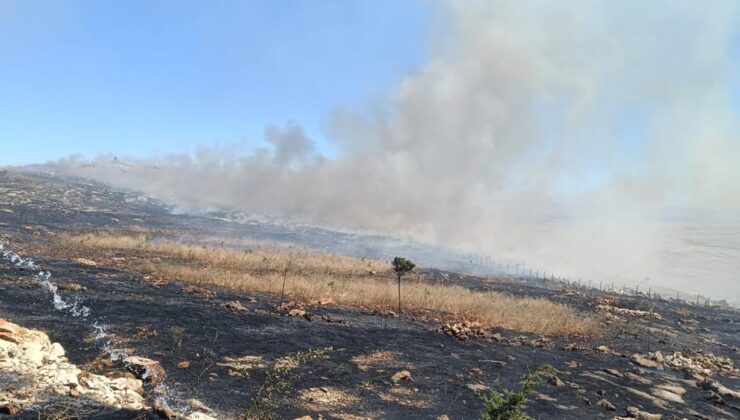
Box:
[0,0,428,165]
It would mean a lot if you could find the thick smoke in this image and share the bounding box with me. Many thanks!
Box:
[45,1,740,299]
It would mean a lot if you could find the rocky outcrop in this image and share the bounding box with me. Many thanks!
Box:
[0,319,218,419]
[0,319,146,411]
[635,350,737,376]
[437,321,492,341]
[595,304,662,320]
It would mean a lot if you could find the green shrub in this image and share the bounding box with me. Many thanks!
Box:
[480,364,555,420]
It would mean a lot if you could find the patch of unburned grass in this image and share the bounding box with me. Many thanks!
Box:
[50,231,598,337]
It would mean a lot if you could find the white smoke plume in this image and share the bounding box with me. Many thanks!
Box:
[43,1,740,299]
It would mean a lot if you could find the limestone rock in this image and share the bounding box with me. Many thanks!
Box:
[58,282,86,292]
[123,356,167,384]
[0,319,146,411]
[221,300,247,312]
[153,398,176,419]
[187,413,219,420]
[391,370,413,384]
[75,258,98,267]
[549,375,565,387]
[626,406,662,420]
[438,321,492,341]
[466,383,490,392]
[699,378,740,399]
[44,342,65,362]
[597,398,616,411]
[630,353,661,369]
[289,308,306,317]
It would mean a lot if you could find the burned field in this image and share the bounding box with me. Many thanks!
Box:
[1,170,739,419]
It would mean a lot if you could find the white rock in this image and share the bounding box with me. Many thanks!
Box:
[44,342,65,362]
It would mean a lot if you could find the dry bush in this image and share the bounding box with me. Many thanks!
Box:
[51,231,597,337]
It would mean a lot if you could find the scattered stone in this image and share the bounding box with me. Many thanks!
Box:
[321,314,350,325]
[57,282,86,292]
[289,308,307,318]
[531,337,554,349]
[154,398,176,419]
[186,413,218,420]
[549,376,565,387]
[466,383,490,392]
[594,345,611,353]
[596,304,661,320]
[626,406,663,420]
[630,353,661,369]
[437,321,492,341]
[123,356,167,384]
[183,285,216,299]
[491,332,503,342]
[654,383,685,396]
[177,361,191,369]
[133,325,158,340]
[482,360,507,368]
[625,372,652,385]
[705,390,725,405]
[535,392,557,402]
[391,370,413,384]
[189,399,213,413]
[294,417,314,420]
[276,300,305,312]
[597,398,616,411]
[221,300,247,312]
[651,387,684,404]
[75,258,98,267]
[563,343,587,351]
[436,416,450,420]
[317,296,334,305]
[639,351,737,376]
[699,378,740,399]
[603,368,623,378]
[566,360,582,368]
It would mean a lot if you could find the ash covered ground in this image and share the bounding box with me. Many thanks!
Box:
[0,169,738,419]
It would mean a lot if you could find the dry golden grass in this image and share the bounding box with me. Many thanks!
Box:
[50,231,598,337]
[57,231,387,278]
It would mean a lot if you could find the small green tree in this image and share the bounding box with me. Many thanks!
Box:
[480,365,554,420]
[392,257,415,315]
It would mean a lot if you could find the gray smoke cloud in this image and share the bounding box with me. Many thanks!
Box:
[43,1,740,299]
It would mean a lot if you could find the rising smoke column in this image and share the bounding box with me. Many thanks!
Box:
[45,0,740,298]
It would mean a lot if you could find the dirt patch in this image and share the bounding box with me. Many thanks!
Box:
[298,386,359,411]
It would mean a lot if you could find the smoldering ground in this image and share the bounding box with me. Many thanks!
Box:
[38,1,740,300]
